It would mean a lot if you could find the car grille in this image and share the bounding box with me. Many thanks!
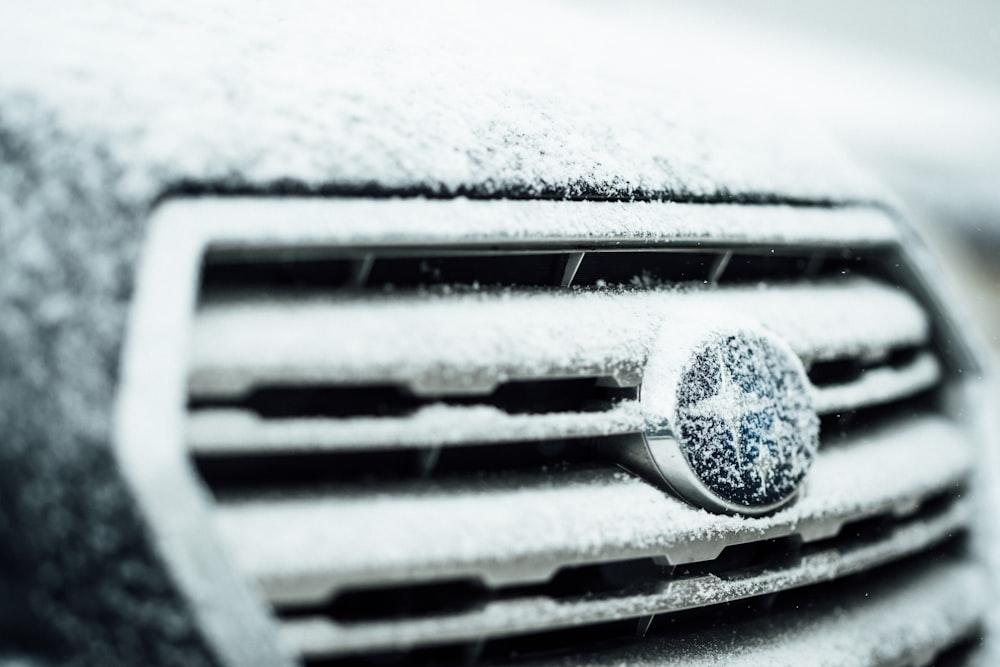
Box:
[153,199,983,665]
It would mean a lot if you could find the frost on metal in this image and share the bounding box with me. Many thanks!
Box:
[168,198,901,248]
[187,401,644,454]
[280,500,972,657]
[189,278,929,398]
[520,562,986,667]
[212,417,973,605]
[672,331,818,507]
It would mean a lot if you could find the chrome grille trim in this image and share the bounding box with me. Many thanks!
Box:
[167,198,900,250]
[186,351,939,457]
[186,401,643,455]
[117,198,980,667]
[281,497,970,657]
[188,279,928,400]
[517,560,986,667]
[213,416,971,606]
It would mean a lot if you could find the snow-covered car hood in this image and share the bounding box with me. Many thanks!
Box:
[0,0,885,205]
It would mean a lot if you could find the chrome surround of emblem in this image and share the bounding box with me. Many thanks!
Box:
[622,322,820,516]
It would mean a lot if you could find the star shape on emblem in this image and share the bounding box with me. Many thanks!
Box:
[680,346,779,493]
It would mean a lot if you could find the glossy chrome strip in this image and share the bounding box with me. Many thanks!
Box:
[282,499,970,657]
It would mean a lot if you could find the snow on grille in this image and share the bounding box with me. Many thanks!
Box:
[180,202,973,665]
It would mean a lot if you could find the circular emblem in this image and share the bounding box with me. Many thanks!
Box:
[632,325,819,516]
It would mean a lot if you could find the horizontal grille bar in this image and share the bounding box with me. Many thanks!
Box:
[278,497,969,657]
[212,416,971,606]
[187,402,642,455]
[171,199,901,253]
[509,559,984,667]
[187,346,936,456]
[189,279,929,399]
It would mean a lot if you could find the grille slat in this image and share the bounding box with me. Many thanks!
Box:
[187,402,642,455]
[188,279,929,401]
[280,497,970,658]
[187,344,937,456]
[211,416,971,607]
[504,559,985,667]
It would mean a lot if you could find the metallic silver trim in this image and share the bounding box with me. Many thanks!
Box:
[281,498,970,657]
[512,560,986,667]
[623,432,801,516]
[187,280,930,400]
[186,401,643,455]
[213,416,971,606]
[560,251,585,286]
[164,197,902,251]
[114,211,292,667]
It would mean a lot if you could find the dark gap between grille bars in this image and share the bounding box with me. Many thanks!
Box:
[198,246,878,294]
[189,377,636,420]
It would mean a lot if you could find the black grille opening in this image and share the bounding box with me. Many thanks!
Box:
[809,357,865,387]
[717,248,879,285]
[201,255,356,293]
[887,344,922,369]
[932,631,986,667]
[198,247,884,295]
[189,377,637,419]
[367,254,568,289]
[194,437,626,494]
[572,251,716,286]
[278,559,678,627]
[312,580,489,624]
[680,535,804,578]
[718,252,817,284]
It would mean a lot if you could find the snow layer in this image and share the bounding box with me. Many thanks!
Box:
[169,198,900,248]
[190,278,928,397]
[523,560,985,667]
[187,402,644,454]
[0,2,885,204]
[214,416,972,606]
[282,499,969,656]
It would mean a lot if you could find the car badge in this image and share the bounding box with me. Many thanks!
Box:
[623,323,819,516]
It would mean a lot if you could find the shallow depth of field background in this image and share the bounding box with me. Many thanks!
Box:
[669,0,1000,350]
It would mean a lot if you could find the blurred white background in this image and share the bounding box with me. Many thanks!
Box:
[666,0,1000,350]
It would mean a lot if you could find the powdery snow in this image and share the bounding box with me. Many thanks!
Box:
[519,561,986,667]
[279,500,970,657]
[213,416,971,605]
[189,278,928,398]
[0,2,887,204]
